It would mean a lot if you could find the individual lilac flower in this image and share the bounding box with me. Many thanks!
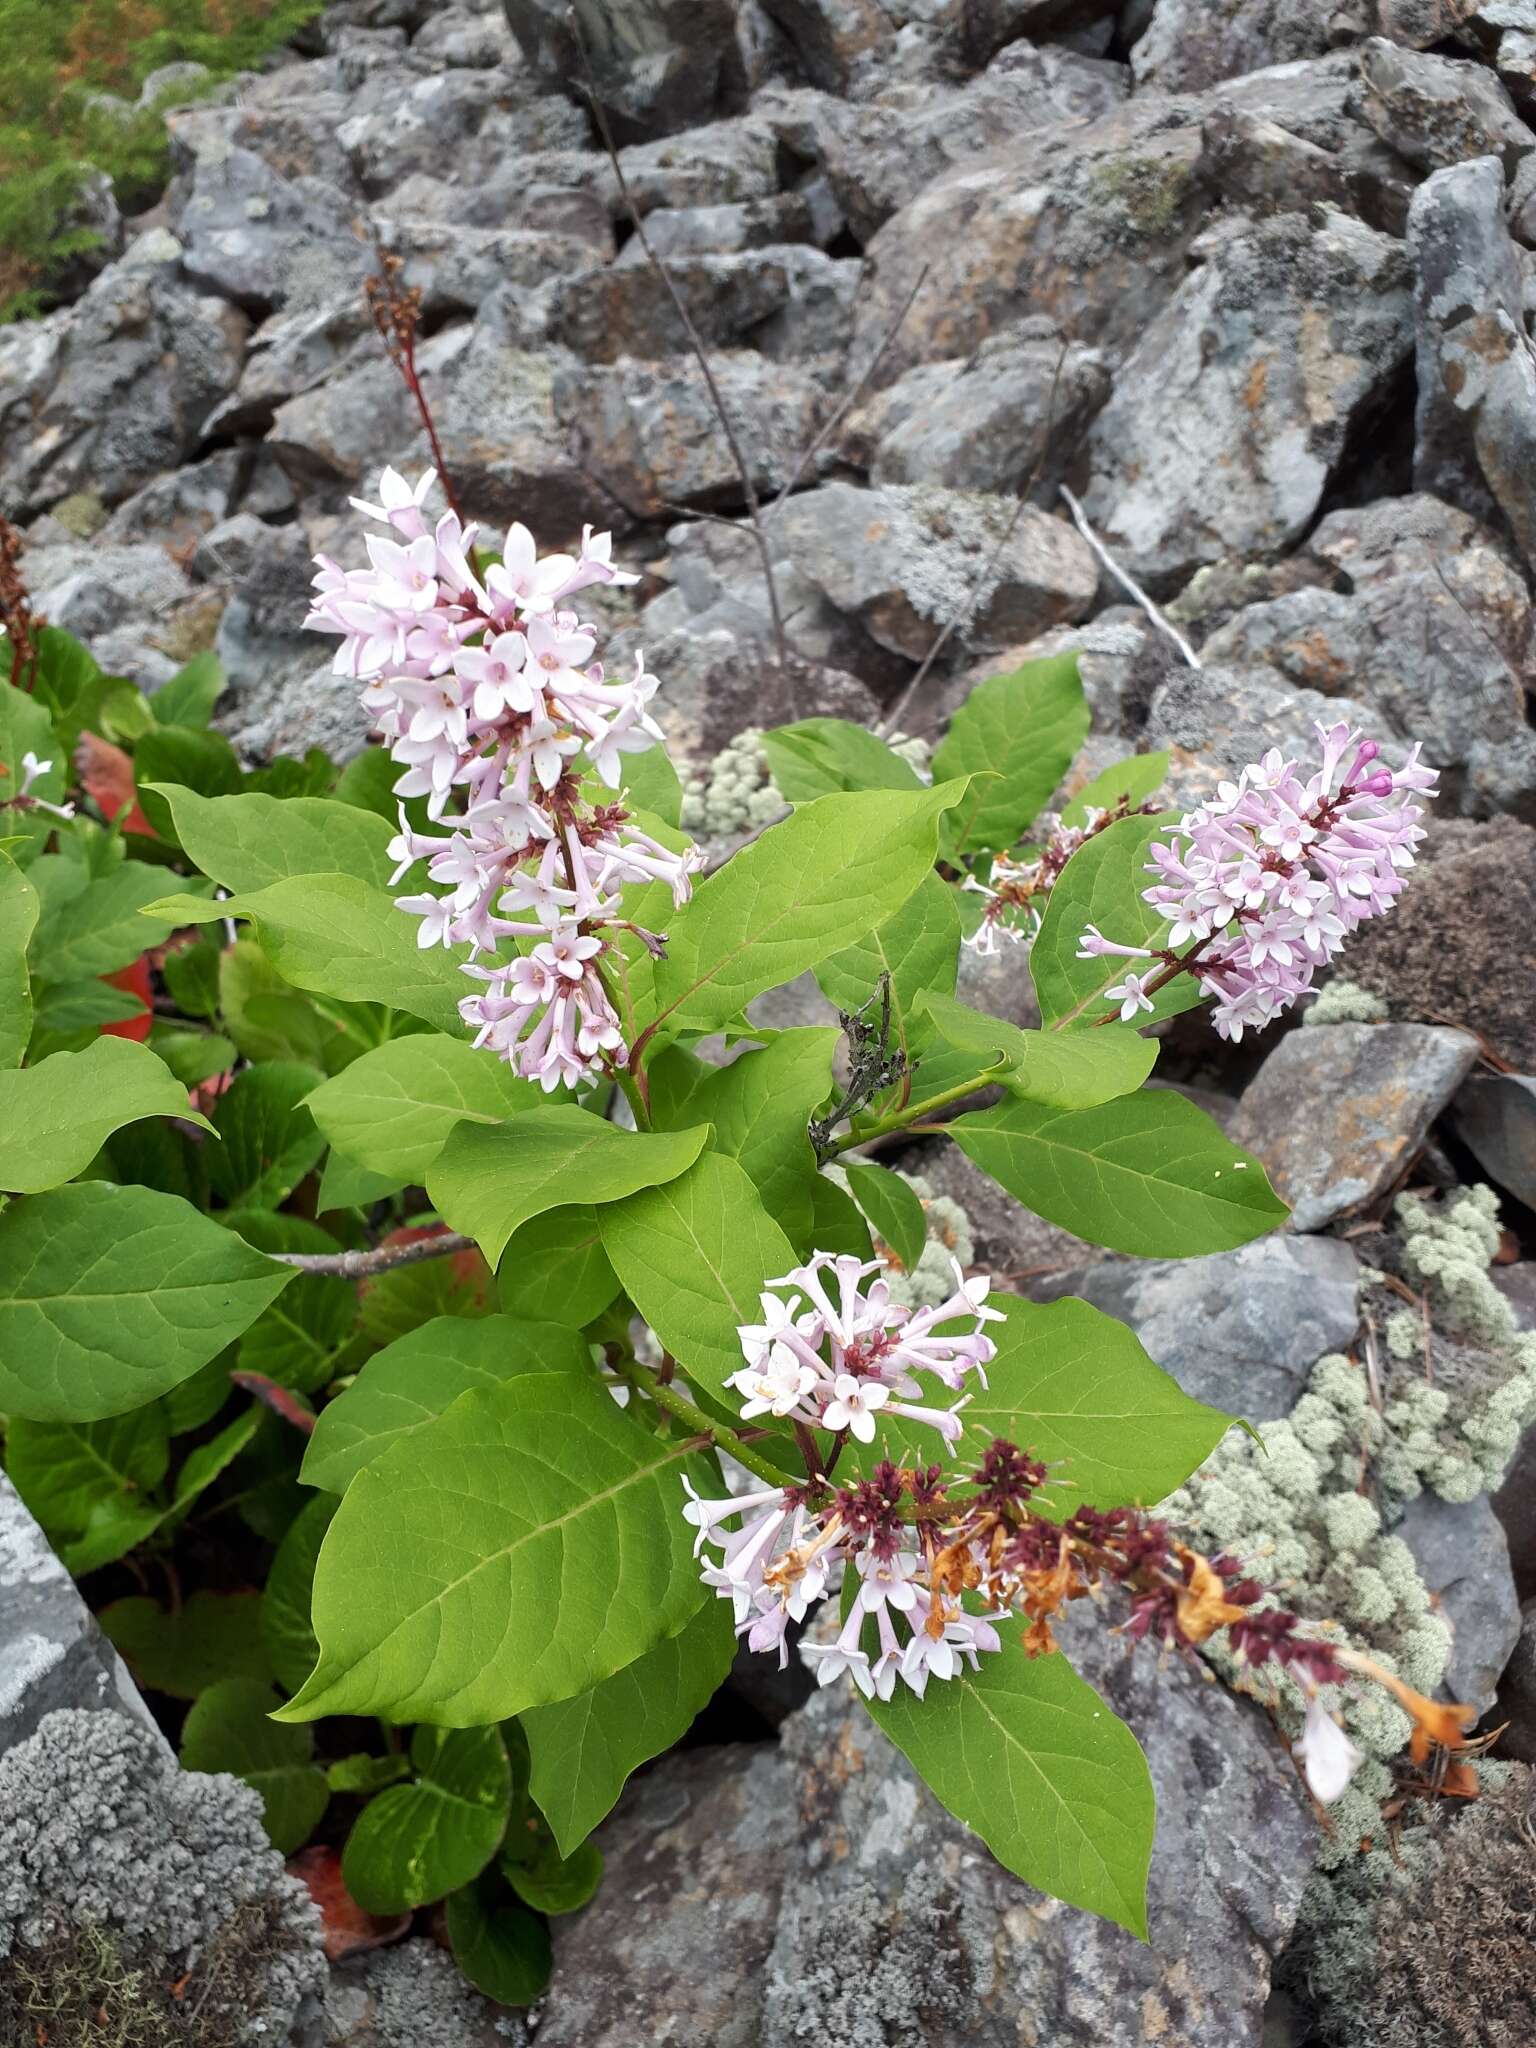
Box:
[727,1346,820,1422]
[486,522,578,618]
[801,1604,875,1698]
[457,630,533,721]
[1104,971,1156,1021]
[821,1373,891,1443]
[349,464,438,535]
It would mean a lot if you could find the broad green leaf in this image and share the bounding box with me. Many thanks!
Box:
[302,1314,593,1494]
[843,1160,928,1273]
[327,1752,412,1795]
[162,1408,260,1526]
[279,1373,715,1724]
[427,1108,710,1267]
[306,1034,543,1186]
[134,727,242,839]
[222,1210,355,1392]
[858,1292,1230,1516]
[0,1037,211,1194]
[497,1205,621,1328]
[317,1148,405,1212]
[150,650,224,728]
[446,1877,552,2006]
[933,654,1089,856]
[146,785,399,893]
[246,748,334,800]
[950,1090,1288,1258]
[523,1599,735,1855]
[219,939,333,1067]
[814,871,961,1065]
[805,1170,874,1260]
[46,862,199,979]
[1031,813,1206,1031]
[162,1347,236,1434]
[0,1183,294,1421]
[646,781,968,1036]
[181,1679,329,1855]
[0,680,65,867]
[263,1494,338,1696]
[0,850,39,1064]
[1060,749,1171,830]
[505,1839,603,1916]
[341,1725,510,1912]
[358,1244,493,1350]
[599,1152,796,1402]
[161,936,221,1018]
[29,977,147,1036]
[759,718,923,802]
[149,1024,237,1089]
[144,874,470,1035]
[862,1634,1153,1935]
[100,1591,274,1698]
[206,1061,326,1210]
[5,1407,169,1574]
[619,743,683,828]
[912,989,1157,1111]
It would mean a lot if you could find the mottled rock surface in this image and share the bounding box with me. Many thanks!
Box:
[1397,1491,1523,1708]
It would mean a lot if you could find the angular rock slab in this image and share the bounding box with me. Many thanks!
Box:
[1231,1022,1479,1231]
[1450,1073,1536,1213]
[545,1608,1317,2046]
[1397,1491,1523,1710]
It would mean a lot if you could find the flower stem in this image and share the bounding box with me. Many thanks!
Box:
[627,1357,795,1489]
[826,1070,996,1157]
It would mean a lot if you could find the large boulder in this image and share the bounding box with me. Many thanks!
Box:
[502,0,750,140]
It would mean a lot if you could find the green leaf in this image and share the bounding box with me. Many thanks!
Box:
[0,1183,294,1421]
[161,1348,236,1435]
[5,1407,169,1574]
[646,781,968,1037]
[1030,813,1206,1031]
[29,977,148,1035]
[218,939,330,1066]
[497,1205,621,1328]
[327,1752,412,1795]
[759,718,923,802]
[1060,750,1170,830]
[912,989,1157,1111]
[149,1023,237,1089]
[181,1679,329,1855]
[814,871,961,1066]
[427,1108,710,1268]
[306,1033,544,1186]
[843,1160,928,1273]
[45,862,200,980]
[445,1876,552,2006]
[279,1373,715,1724]
[263,1494,337,1696]
[0,849,39,1064]
[950,1090,1289,1258]
[100,1591,274,1698]
[341,1725,510,1912]
[805,1170,875,1260]
[161,937,221,1019]
[357,1246,493,1350]
[861,1633,1153,1935]
[505,1838,603,1916]
[317,1149,405,1213]
[206,1061,326,1210]
[134,727,241,840]
[146,785,399,893]
[523,1598,735,1855]
[618,743,683,828]
[0,1038,211,1194]
[303,1314,593,1493]
[149,650,224,729]
[933,654,1090,856]
[145,874,471,1036]
[246,749,334,801]
[598,1152,796,1402]
[0,680,65,867]
[222,1210,356,1393]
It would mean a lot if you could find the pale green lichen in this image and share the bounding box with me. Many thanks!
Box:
[883,1172,975,1312]
[680,726,781,840]
[1304,979,1390,1027]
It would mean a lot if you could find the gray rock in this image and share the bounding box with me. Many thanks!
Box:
[137,58,214,107]
[755,0,900,93]
[1037,1238,1361,1422]
[0,1477,162,1756]
[1397,1491,1523,1708]
[22,536,204,688]
[1080,209,1413,588]
[556,246,862,363]
[337,64,587,196]
[1408,155,1536,578]
[1143,664,1388,809]
[169,131,367,312]
[375,219,598,319]
[213,517,322,712]
[325,1936,529,2045]
[210,295,378,435]
[884,1136,1106,1281]
[1131,0,1372,91]
[617,193,821,261]
[45,168,125,303]
[1496,1598,1536,1759]
[1231,1022,1479,1230]
[616,115,780,212]
[412,3,514,66]
[1450,1074,1536,1212]
[1358,37,1532,173]
[503,0,748,141]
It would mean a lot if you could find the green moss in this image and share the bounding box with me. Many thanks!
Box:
[1083,153,1194,241]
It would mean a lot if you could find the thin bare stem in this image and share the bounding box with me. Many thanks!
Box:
[269,1232,475,1279]
[1058,485,1203,671]
[568,7,788,673]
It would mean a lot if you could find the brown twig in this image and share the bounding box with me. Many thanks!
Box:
[568,6,788,673]
[268,1232,476,1278]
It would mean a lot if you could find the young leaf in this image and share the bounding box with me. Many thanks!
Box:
[161,936,221,1019]
[598,1152,797,1403]
[0,1182,293,1422]
[100,1591,274,1698]
[813,871,962,1063]
[181,1678,329,1855]
[522,1599,735,1855]
[445,1876,552,2006]
[949,1090,1288,1258]
[306,1033,544,1186]
[0,849,38,1065]
[843,1160,928,1274]
[5,1407,170,1575]
[759,718,923,802]
[0,1038,215,1194]
[342,1725,511,1913]
[861,1635,1154,1936]
[46,862,202,980]
[326,1753,412,1796]
[932,655,1090,856]
[646,781,968,1036]
[912,989,1157,1111]
[618,742,684,828]
[150,650,224,729]
[206,1061,327,1210]
[149,1024,238,1090]
[1060,749,1171,830]
[145,785,399,893]
[497,1205,622,1329]
[163,1408,261,1527]
[427,1108,710,1267]
[505,1838,604,1916]
[279,1374,715,1724]
[1030,813,1206,1032]
[263,1494,338,1696]
[302,1314,593,1494]
[317,1149,406,1213]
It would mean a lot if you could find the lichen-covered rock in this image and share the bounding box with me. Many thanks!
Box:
[1131,0,1372,92]
[1231,1021,1478,1230]
[1452,1072,1536,1224]
[556,245,864,363]
[325,1935,530,2045]
[1142,663,1388,809]
[1358,35,1533,171]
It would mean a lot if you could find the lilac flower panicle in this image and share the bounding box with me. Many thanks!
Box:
[303,468,699,1090]
[1078,723,1436,1040]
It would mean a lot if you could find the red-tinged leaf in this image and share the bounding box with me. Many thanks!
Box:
[189,1066,235,1118]
[287,1845,410,1961]
[230,1371,318,1436]
[76,731,154,836]
[100,958,153,1041]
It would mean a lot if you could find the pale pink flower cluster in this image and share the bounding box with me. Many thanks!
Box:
[684,1252,1005,1695]
[1079,722,1435,1041]
[303,467,699,1089]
